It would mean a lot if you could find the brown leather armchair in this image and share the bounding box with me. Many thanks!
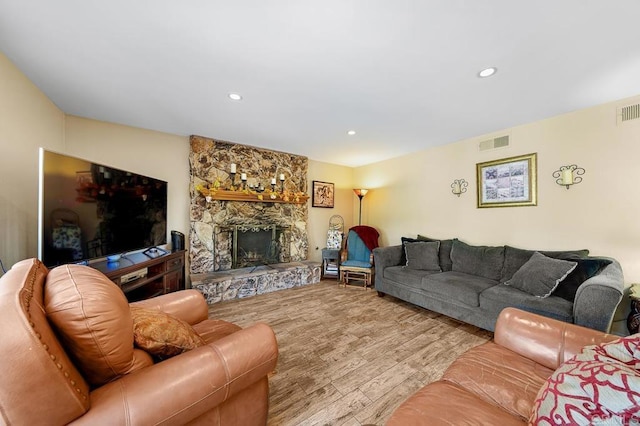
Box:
[0,259,278,425]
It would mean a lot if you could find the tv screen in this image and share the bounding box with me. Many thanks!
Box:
[38,148,168,267]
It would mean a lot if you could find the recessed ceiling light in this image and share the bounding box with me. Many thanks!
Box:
[478,67,497,78]
[228,93,242,101]
[347,130,356,136]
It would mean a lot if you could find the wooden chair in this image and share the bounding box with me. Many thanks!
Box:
[339,228,377,290]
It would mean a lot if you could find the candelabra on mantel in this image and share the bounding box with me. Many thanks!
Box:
[229,163,237,189]
[195,166,308,204]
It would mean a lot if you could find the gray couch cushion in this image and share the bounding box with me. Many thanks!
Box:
[480,284,573,323]
[451,240,505,281]
[504,252,577,298]
[417,235,453,272]
[384,266,440,289]
[422,271,498,307]
[404,241,441,271]
[501,245,590,282]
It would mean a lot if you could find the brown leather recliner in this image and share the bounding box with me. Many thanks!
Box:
[387,307,620,425]
[0,259,278,425]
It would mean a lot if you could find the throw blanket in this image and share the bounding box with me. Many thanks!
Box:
[350,226,379,252]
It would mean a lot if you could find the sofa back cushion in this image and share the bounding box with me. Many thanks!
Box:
[45,264,140,387]
[451,240,505,281]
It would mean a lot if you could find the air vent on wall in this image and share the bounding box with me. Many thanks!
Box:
[478,135,509,151]
[617,103,640,125]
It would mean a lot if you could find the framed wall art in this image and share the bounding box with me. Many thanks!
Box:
[312,181,335,208]
[476,153,537,208]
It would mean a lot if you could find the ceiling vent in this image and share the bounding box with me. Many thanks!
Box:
[478,135,509,151]
[617,103,640,125]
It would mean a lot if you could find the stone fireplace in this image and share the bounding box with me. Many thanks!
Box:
[188,136,320,303]
[189,135,310,274]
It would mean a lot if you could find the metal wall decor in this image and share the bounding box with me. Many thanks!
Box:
[476,153,537,208]
[552,165,585,189]
[451,179,468,197]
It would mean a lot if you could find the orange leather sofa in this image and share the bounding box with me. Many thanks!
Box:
[387,307,621,425]
[0,259,278,425]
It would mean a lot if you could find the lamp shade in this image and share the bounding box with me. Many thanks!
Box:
[353,189,369,198]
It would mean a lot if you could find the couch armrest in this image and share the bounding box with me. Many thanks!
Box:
[373,245,402,289]
[494,308,618,371]
[70,323,278,426]
[372,245,402,271]
[573,259,624,332]
[129,289,209,325]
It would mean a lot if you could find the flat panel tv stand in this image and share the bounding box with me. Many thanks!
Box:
[90,250,185,302]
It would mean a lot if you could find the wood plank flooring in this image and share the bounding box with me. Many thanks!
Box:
[209,280,493,425]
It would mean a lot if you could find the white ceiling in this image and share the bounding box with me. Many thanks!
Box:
[2,1,640,167]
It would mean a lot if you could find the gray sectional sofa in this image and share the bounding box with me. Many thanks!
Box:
[373,237,624,332]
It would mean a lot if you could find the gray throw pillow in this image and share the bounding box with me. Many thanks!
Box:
[504,252,577,298]
[404,241,441,271]
[450,240,505,281]
[501,245,590,282]
[417,235,454,271]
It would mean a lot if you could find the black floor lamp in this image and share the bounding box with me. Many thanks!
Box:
[353,189,369,225]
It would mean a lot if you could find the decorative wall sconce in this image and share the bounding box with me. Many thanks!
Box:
[552,165,585,189]
[451,179,468,197]
[353,189,369,225]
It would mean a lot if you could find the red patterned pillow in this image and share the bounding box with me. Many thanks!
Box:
[529,335,640,425]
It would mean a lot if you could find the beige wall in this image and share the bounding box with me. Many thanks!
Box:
[307,160,354,263]
[0,52,65,270]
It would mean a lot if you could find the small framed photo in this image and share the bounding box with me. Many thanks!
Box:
[312,181,335,208]
[75,171,93,186]
[476,153,537,208]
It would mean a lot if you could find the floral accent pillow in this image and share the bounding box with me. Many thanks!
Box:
[130,306,206,360]
[529,335,640,425]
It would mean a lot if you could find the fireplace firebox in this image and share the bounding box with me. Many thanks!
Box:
[218,224,290,269]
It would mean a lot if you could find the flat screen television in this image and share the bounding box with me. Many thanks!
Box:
[38,148,168,267]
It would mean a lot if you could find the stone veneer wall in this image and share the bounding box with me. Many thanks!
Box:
[189,135,309,274]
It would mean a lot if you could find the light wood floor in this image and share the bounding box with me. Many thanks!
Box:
[209,280,493,426]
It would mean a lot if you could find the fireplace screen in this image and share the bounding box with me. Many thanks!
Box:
[228,224,290,269]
